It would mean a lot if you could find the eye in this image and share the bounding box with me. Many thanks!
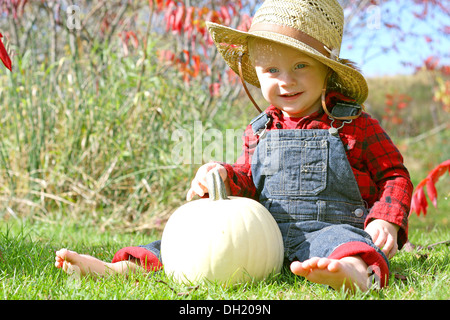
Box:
[267,67,279,74]
[294,63,306,70]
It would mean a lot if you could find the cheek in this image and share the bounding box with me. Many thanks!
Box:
[259,83,271,102]
[306,69,328,92]
[260,81,278,102]
[256,73,275,98]
[316,66,330,86]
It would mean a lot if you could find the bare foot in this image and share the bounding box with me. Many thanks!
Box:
[55,248,139,278]
[290,256,369,292]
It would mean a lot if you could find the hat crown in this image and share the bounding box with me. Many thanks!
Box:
[251,0,344,56]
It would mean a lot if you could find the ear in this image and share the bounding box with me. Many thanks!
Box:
[323,69,336,90]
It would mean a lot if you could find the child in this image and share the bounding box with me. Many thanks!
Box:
[55,0,413,292]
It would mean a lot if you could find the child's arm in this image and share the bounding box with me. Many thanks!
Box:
[186,123,258,201]
[364,219,399,259]
[361,115,414,250]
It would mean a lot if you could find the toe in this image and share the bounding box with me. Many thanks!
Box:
[55,249,67,259]
[62,261,70,272]
[326,260,341,272]
[304,257,321,269]
[290,261,309,277]
[316,258,331,269]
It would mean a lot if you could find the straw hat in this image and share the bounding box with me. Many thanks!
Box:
[206,0,369,106]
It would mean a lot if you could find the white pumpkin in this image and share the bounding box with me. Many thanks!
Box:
[161,168,284,285]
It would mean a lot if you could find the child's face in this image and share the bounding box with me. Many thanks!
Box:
[250,39,329,118]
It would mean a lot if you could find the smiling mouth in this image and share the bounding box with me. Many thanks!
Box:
[280,92,303,98]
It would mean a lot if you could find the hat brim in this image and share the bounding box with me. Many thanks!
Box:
[207,21,368,104]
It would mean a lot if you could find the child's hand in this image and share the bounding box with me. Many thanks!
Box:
[364,219,400,259]
[186,163,229,201]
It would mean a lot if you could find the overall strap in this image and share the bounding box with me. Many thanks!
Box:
[330,102,362,119]
[250,112,272,137]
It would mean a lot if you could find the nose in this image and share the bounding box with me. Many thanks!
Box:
[278,71,296,88]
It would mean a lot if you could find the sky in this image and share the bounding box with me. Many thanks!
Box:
[339,1,449,78]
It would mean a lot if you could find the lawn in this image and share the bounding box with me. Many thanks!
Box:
[0,165,448,301]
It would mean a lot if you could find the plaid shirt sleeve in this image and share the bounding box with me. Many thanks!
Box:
[220,123,259,200]
[359,114,413,248]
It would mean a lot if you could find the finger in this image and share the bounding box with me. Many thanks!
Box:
[386,247,397,260]
[186,177,202,201]
[382,234,394,252]
[383,235,398,259]
[367,227,380,244]
[216,165,228,183]
[374,230,387,249]
[193,178,209,196]
[203,163,227,182]
[186,166,208,200]
[186,163,226,201]
[186,188,195,201]
[186,183,204,201]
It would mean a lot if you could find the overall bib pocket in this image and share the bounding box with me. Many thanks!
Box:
[262,136,328,197]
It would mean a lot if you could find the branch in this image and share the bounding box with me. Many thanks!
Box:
[132,2,155,113]
[404,123,448,145]
[105,0,129,47]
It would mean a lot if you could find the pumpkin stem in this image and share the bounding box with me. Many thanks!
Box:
[207,168,229,201]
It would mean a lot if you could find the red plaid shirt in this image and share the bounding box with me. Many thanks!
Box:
[221,105,413,248]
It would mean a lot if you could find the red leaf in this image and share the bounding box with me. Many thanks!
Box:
[410,192,420,216]
[192,55,200,77]
[424,56,439,70]
[209,82,220,96]
[417,187,428,216]
[125,31,139,49]
[184,6,194,33]
[440,65,450,76]
[410,159,450,216]
[173,5,185,33]
[164,1,176,32]
[426,178,438,208]
[220,6,231,25]
[397,101,408,109]
[0,33,12,71]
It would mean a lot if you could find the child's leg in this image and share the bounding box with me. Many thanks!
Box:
[290,240,389,292]
[55,241,163,278]
[55,248,144,278]
[111,241,163,271]
[285,222,390,292]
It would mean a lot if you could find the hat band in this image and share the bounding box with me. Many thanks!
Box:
[249,23,332,58]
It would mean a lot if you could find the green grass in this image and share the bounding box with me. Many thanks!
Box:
[1,178,448,301]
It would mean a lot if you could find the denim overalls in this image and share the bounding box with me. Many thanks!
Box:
[250,112,388,265]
